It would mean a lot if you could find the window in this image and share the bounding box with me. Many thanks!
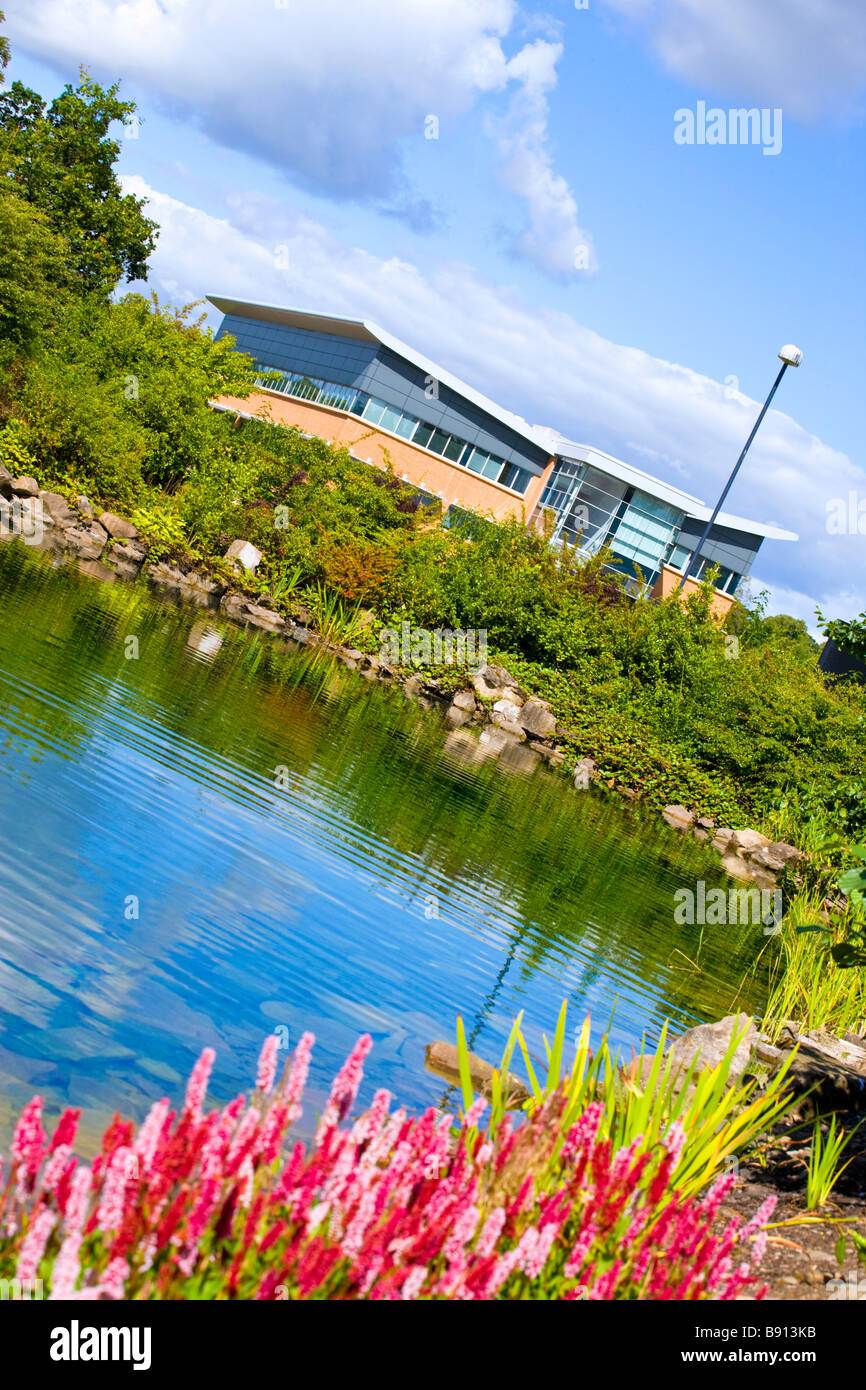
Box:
[379,404,403,433]
[395,414,416,439]
[412,421,435,448]
[443,435,465,463]
[611,492,682,575]
[499,463,532,495]
[428,428,451,455]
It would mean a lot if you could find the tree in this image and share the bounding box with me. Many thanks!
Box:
[0,12,9,84]
[0,187,73,353]
[0,70,157,294]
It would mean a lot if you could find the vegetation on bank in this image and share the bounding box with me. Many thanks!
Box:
[0,1016,785,1301]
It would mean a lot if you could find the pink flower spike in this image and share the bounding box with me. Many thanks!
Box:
[183,1047,216,1120]
[16,1207,55,1282]
[257,1034,280,1095]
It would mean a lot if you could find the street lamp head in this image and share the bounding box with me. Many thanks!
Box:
[778,344,803,367]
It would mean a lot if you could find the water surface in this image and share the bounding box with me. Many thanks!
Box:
[0,542,762,1149]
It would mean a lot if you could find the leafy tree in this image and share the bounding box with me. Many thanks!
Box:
[0,70,157,294]
[0,186,73,354]
[0,11,9,83]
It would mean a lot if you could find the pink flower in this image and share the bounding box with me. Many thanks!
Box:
[101,1256,129,1300]
[97,1146,135,1232]
[284,1032,315,1110]
[183,1047,216,1120]
[16,1207,55,1282]
[256,1035,280,1095]
[64,1166,94,1234]
[134,1099,171,1176]
[11,1096,46,1183]
[316,1034,372,1138]
[49,1233,83,1299]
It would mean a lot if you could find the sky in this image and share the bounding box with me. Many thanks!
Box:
[3,0,865,628]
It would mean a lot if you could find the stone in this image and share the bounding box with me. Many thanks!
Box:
[98,511,139,540]
[10,476,39,498]
[225,538,263,571]
[712,827,735,853]
[243,603,288,634]
[492,696,522,717]
[768,1048,866,1120]
[403,675,423,698]
[76,496,94,518]
[746,841,804,872]
[666,1012,758,1084]
[0,464,12,497]
[424,1040,530,1108]
[110,540,147,579]
[63,522,108,560]
[696,815,715,830]
[572,756,597,790]
[445,703,472,729]
[451,688,477,712]
[728,828,771,855]
[662,804,695,831]
[39,491,77,527]
[517,698,558,739]
[796,1029,866,1075]
[220,591,252,622]
[491,711,526,740]
[148,563,222,609]
[472,664,527,702]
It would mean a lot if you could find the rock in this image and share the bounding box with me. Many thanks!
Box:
[712,827,735,852]
[472,664,527,702]
[696,815,715,830]
[98,511,139,540]
[10,476,39,498]
[110,540,147,579]
[225,538,263,572]
[445,703,472,729]
[536,745,566,766]
[492,696,522,717]
[720,853,758,882]
[451,689,477,712]
[768,1048,866,1120]
[662,804,695,831]
[403,675,423,698]
[148,563,222,609]
[243,603,288,634]
[76,496,94,518]
[517,698,558,739]
[63,522,108,560]
[39,491,77,527]
[796,1029,866,1075]
[746,841,804,873]
[728,828,771,855]
[424,1040,530,1108]
[490,711,526,740]
[572,756,597,790]
[0,465,12,497]
[666,1013,758,1083]
[477,727,512,756]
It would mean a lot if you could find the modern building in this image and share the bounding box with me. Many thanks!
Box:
[209,297,797,619]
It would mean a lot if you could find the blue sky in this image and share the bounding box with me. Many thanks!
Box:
[4,0,865,626]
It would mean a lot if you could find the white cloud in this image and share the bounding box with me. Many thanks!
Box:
[122,174,864,616]
[488,40,597,276]
[601,0,866,121]
[6,0,588,274]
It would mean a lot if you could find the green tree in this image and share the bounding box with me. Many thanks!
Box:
[0,70,157,294]
[0,11,9,83]
[0,187,73,353]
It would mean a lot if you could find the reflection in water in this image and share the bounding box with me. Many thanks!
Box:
[0,542,763,1152]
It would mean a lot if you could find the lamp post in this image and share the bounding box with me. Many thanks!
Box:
[677,344,803,591]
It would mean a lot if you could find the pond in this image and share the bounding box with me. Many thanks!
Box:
[0,541,764,1151]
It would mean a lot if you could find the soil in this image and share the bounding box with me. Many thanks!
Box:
[721,1105,866,1301]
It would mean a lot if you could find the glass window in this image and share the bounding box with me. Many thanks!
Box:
[379,404,402,433]
[667,543,691,571]
[362,397,386,426]
[464,448,486,473]
[500,463,531,494]
[412,421,435,449]
[428,428,451,455]
[482,454,505,481]
[395,413,418,439]
[350,392,368,416]
[442,435,465,463]
[611,491,682,573]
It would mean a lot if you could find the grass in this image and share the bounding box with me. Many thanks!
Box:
[805,1115,863,1209]
[758,891,866,1042]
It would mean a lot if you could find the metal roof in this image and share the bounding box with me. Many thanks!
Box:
[208,296,798,544]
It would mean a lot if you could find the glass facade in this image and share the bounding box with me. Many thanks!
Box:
[253,365,534,496]
[666,546,742,595]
